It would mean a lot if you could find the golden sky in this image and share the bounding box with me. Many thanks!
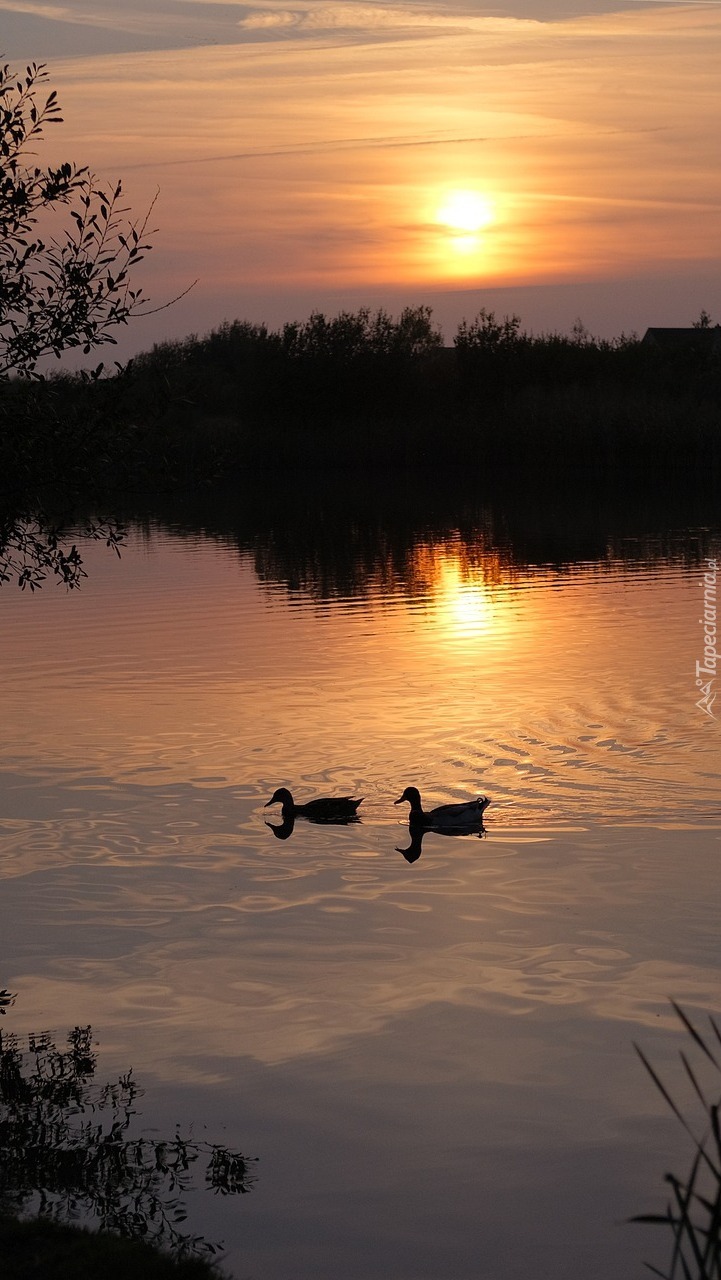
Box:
[3,1,720,347]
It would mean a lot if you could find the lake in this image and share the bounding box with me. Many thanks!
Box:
[1,473,719,1279]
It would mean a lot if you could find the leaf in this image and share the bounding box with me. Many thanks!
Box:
[672,1002,721,1071]
[635,1044,691,1133]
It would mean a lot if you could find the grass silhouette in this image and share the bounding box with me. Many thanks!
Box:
[633,1002,721,1279]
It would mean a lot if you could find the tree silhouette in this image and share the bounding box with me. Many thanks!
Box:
[1,59,153,378]
[0,55,156,588]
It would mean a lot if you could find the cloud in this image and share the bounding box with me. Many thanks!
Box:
[236,2,476,33]
[237,9,298,27]
[0,0,688,63]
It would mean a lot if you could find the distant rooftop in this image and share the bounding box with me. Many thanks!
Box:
[642,325,721,350]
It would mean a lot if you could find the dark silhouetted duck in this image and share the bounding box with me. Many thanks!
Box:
[265,787,363,823]
[394,786,490,827]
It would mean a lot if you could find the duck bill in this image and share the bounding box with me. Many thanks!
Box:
[393,796,405,805]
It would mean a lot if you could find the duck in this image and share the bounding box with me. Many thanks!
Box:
[265,787,364,823]
[394,786,490,827]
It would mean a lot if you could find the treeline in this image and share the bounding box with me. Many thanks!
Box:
[122,306,721,473]
[127,305,714,420]
[2,306,720,489]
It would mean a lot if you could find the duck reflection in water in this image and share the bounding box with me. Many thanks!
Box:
[264,787,363,839]
[396,815,489,862]
[265,813,297,840]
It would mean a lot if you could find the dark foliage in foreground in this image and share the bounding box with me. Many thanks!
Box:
[0,1215,221,1280]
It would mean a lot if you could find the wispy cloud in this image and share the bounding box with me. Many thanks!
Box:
[0,0,688,62]
[235,2,478,34]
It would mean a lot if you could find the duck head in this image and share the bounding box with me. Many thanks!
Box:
[265,787,294,809]
[394,786,422,809]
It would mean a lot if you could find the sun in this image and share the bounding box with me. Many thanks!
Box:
[436,190,494,234]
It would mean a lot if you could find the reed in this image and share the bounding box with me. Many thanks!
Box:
[632,1001,721,1279]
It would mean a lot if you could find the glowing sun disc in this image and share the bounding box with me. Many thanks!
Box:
[437,191,494,234]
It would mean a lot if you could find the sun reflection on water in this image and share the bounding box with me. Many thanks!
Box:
[406,542,513,643]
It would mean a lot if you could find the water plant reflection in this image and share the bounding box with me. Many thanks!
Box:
[0,1021,256,1258]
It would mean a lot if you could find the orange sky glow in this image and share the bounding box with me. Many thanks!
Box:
[4,2,721,346]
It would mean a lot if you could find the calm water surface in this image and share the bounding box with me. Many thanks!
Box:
[1,480,719,1278]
